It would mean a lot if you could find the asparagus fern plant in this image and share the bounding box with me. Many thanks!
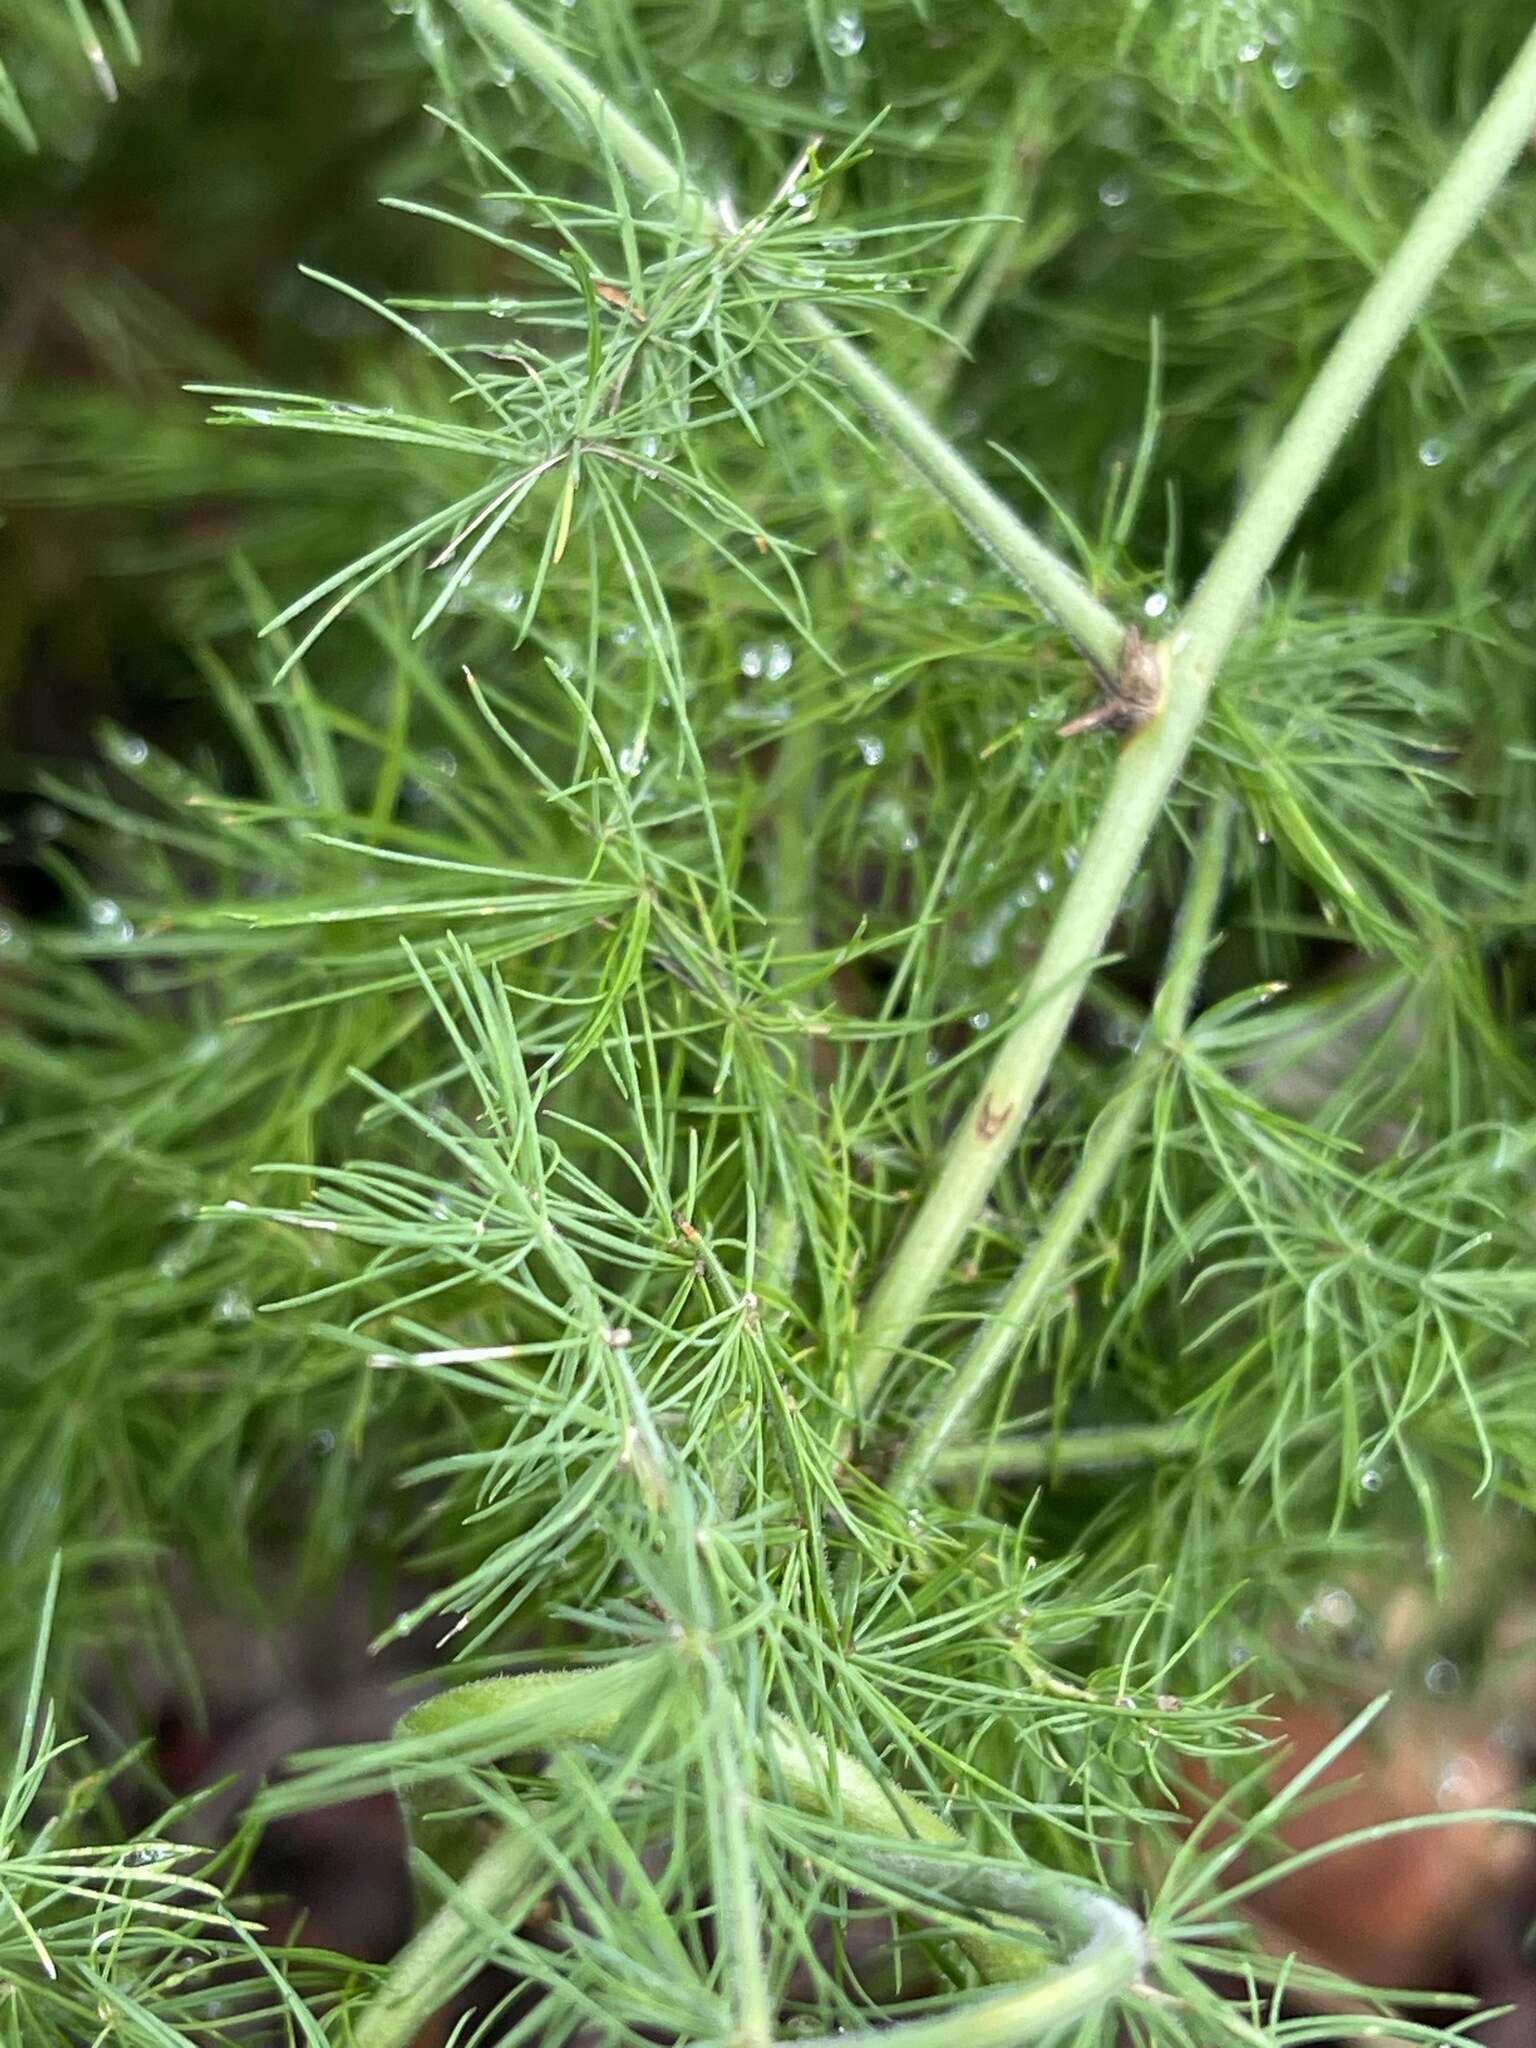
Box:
[5,2,1536,2044]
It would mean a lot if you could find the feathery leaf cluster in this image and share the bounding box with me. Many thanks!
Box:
[3,4,1536,2045]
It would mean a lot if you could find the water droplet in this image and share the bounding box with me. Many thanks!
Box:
[1237,37,1263,60]
[1098,176,1131,209]
[764,640,793,681]
[1418,437,1447,468]
[1358,1462,1386,1494]
[87,897,121,928]
[1424,1656,1459,1696]
[618,739,647,778]
[826,8,865,56]
[1316,1587,1356,1629]
[766,53,796,89]
[29,802,65,841]
[424,746,458,779]
[1143,590,1169,619]
[1027,355,1061,388]
[969,1010,991,1031]
[108,731,149,769]
[1328,105,1372,140]
[123,1844,177,1868]
[739,645,765,679]
[0,919,30,959]
[307,1428,337,1462]
[856,734,885,767]
[214,1286,253,1326]
[1271,56,1301,89]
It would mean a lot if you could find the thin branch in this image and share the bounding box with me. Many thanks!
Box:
[883,797,1233,1500]
[931,1416,1197,1486]
[446,0,1123,671]
[848,23,1536,1411]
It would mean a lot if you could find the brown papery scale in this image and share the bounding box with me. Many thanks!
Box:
[1058,626,1164,737]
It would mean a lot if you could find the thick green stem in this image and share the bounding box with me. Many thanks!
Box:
[932,1416,1197,1486]
[885,800,1232,1502]
[447,0,1122,672]
[848,24,1536,1411]
[350,1657,1145,2048]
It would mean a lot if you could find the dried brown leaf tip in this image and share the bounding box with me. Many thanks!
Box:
[1058,626,1165,738]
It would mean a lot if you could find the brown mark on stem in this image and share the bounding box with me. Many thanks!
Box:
[1058,625,1164,738]
[974,1093,1016,1142]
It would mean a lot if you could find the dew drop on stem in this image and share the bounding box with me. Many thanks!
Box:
[826,9,865,56]
[1424,1656,1460,1696]
[214,1286,253,1326]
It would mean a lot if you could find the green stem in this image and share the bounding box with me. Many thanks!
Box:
[931,1416,1197,1485]
[351,1657,1145,2048]
[848,24,1536,1411]
[758,712,820,1313]
[885,799,1232,1502]
[446,0,1123,672]
[352,1820,543,2048]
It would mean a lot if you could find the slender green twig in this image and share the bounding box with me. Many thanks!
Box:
[352,1658,1145,2048]
[757,713,820,1313]
[848,22,1536,1410]
[884,798,1233,1502]
[931,1417,1197,1486]
[446,0,1123,672]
